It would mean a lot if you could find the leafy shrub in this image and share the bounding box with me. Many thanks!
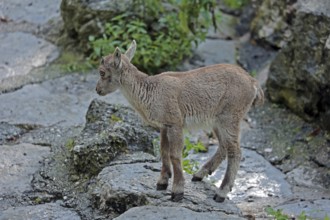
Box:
[88,0,220,73]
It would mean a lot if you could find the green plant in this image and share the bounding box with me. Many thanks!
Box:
[182,137,207,174]
[183,159,199,174]
[265,207,330,220]
[223,0,249,9]
[88,0,220,73]
[183,137,207,158]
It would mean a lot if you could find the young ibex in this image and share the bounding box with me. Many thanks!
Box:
[96,40,264,202]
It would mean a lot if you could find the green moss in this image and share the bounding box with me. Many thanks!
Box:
[34,197,42,204]
[110,114,122,123]
[52,50,92,73]
[65,138,75,151]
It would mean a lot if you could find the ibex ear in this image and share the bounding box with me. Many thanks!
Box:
[125,40,136,62]
[113,47,122,68]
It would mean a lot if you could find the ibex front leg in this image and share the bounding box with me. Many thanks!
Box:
[167,125,184,202]
[156,127,172,190]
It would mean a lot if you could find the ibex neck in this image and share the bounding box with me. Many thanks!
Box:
[119,67,149,110]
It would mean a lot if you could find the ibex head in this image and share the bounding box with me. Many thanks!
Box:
[96,40,136,96]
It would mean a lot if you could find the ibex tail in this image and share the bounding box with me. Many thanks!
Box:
[253,83,264,106]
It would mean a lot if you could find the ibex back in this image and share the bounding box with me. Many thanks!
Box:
[96,40,264,202]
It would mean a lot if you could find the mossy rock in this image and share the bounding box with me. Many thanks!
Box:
[71,99,157,175]
[266,0,330,130]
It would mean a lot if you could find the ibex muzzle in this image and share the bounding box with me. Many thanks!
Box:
[95,40,264,202]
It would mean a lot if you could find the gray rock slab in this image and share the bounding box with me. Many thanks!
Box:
[195,39,237,65]
[286,165,326,189]
[93,161,241,216]
[0,32,59,81]
[0,143,50,196]
[187,147,292,203]
[0,74,128,127]
[276,199,330,220]
[114,205,244,220]
[0,202,80,220]
[0,0,61,25]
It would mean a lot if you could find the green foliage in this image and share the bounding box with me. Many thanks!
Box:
[223,0,249,9]
[183,159,199,174]
[265,207,292,220]
[265,207,329,220]
[183,137,207,158]
[182,137,207,174]
[88,0,220,73]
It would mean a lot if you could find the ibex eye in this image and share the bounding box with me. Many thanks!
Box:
[100,70,105,77]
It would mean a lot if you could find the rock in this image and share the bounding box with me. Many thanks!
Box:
[312,142,330,168]
[72,99,157,174]
[266,0,330,130]
[0,0,61,25]
[72,132,127,175]
[275,199,330,220]
[0,74,127,126]
[114,205,244,220]
[286,164,329,189]
[237,41,277,72]
[0,202,80,220]
[187,146,292,203]
[0,32,59,81]
[92,160,241,216]
[0,143,50,196]
[0,122,25,144]
[180,39,237,71]
[250,0,296,48]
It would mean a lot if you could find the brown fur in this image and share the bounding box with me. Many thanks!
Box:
[96,40,264,202]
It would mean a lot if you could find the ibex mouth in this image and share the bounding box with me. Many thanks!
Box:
[96,88,106,96]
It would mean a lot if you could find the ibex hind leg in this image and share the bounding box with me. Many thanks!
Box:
[213,122,241,203]
[192,127,227,182]
[156,127,172,191]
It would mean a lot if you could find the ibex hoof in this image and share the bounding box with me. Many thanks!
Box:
[191,176,203,182]
[171,192,184,202]
[213,194,226,203]
[156,183,168,191]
